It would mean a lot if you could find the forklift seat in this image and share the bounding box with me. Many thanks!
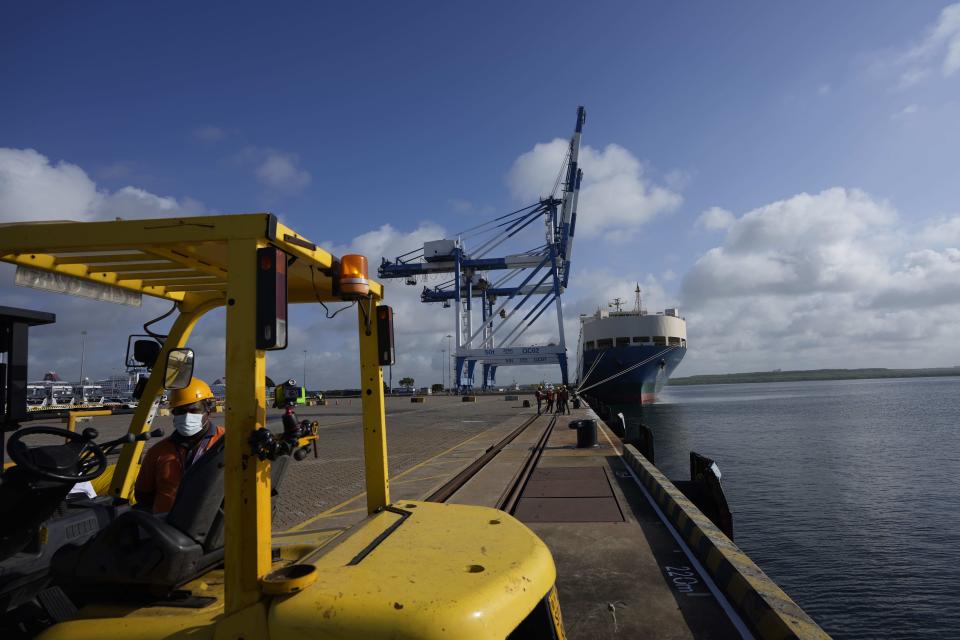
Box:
[52,438,291,594]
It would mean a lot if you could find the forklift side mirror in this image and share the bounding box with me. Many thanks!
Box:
[163,348,195,390]
[132,339,162,369]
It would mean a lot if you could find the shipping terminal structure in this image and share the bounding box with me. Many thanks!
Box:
[578,285,687,405]
[378,107,587,391]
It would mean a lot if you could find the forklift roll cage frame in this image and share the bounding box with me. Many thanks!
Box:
[0,213,392,615]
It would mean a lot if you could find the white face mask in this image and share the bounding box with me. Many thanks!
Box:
[173,412,204,437]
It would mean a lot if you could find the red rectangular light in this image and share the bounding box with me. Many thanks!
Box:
[256,247,288,350]
[376,305,395,366]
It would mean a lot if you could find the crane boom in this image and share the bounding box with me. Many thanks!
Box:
[379,107,586,390]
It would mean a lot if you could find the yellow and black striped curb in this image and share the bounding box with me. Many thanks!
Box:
[622,444,831,640]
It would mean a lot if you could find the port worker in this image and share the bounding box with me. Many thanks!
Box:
[557,385,569,415]
[545,386,555,413]
[535,386,544,414]
[135,378,224,513]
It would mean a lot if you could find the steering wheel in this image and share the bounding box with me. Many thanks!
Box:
[6,426,108,482]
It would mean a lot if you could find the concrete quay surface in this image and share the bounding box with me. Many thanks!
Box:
[292,402,748,639]
[9,395,532,530]
[7,395,827,639]
[444,410,744,640]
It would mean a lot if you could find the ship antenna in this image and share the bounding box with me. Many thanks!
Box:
[634,284,642,313]
[608,297,624,312]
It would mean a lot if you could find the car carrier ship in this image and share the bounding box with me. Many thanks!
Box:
[578,285,687,404]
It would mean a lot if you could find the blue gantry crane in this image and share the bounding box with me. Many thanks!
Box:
[379,107,586,392]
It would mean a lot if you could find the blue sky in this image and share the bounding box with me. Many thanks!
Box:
[3,2,960,385]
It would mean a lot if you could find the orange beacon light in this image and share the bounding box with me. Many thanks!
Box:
[339,254,369,297]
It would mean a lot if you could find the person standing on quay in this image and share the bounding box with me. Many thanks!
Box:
[535,386,544,414]
[556,385,569,415]
[545,386,555,413]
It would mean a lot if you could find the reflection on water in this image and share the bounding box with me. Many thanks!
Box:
[618,377,960,640]
[653,392,809,405]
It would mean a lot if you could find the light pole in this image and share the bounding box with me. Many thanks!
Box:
[302,350,307,390]
[445,334,453,391]
[440,349,446,389]
[78,330,87,385]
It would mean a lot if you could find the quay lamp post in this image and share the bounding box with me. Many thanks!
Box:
[79,330,87,385]
[440,348,446,390]
[302,350,307,391]
[445,334,453,392]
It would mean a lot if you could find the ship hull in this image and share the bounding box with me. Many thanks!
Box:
[579,345,686,405]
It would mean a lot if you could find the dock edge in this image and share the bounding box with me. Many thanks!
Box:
[621,443,831,640]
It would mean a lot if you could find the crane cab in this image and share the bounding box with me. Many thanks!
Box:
[0,214,563,639]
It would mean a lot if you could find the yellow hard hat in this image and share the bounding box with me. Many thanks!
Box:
[170,378,214,409]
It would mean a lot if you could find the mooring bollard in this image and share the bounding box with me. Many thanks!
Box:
[574,419,598,448]
[522,399,531,408]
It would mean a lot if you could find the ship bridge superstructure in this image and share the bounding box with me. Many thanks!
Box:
[580,308,687,351]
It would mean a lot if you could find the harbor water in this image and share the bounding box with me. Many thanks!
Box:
[627,377,960,640]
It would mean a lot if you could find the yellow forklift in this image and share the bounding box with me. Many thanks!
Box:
[0,214,563,638]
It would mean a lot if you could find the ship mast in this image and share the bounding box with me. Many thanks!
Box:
[609,297,624,312]
[634,284,642,313]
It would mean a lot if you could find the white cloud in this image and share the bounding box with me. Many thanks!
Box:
[818,83,832,95]
[896,3,960,87]
[566,268,671,316]
[448,198,474,214]
[892,104,920,119]
[193,125,226,142]
[663,169,692,191]
[0,148,210,384]
[506,138,682,241]
[696,206,736,231]
[347,222,446,260]
[0,148,98,221]
[896,67,931,90]
[98,186,206,218]
[916,215,960,245]
[254,151,311,194]
[0,147,207,222]
[680,187,960,373]
[685,188,896,299]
